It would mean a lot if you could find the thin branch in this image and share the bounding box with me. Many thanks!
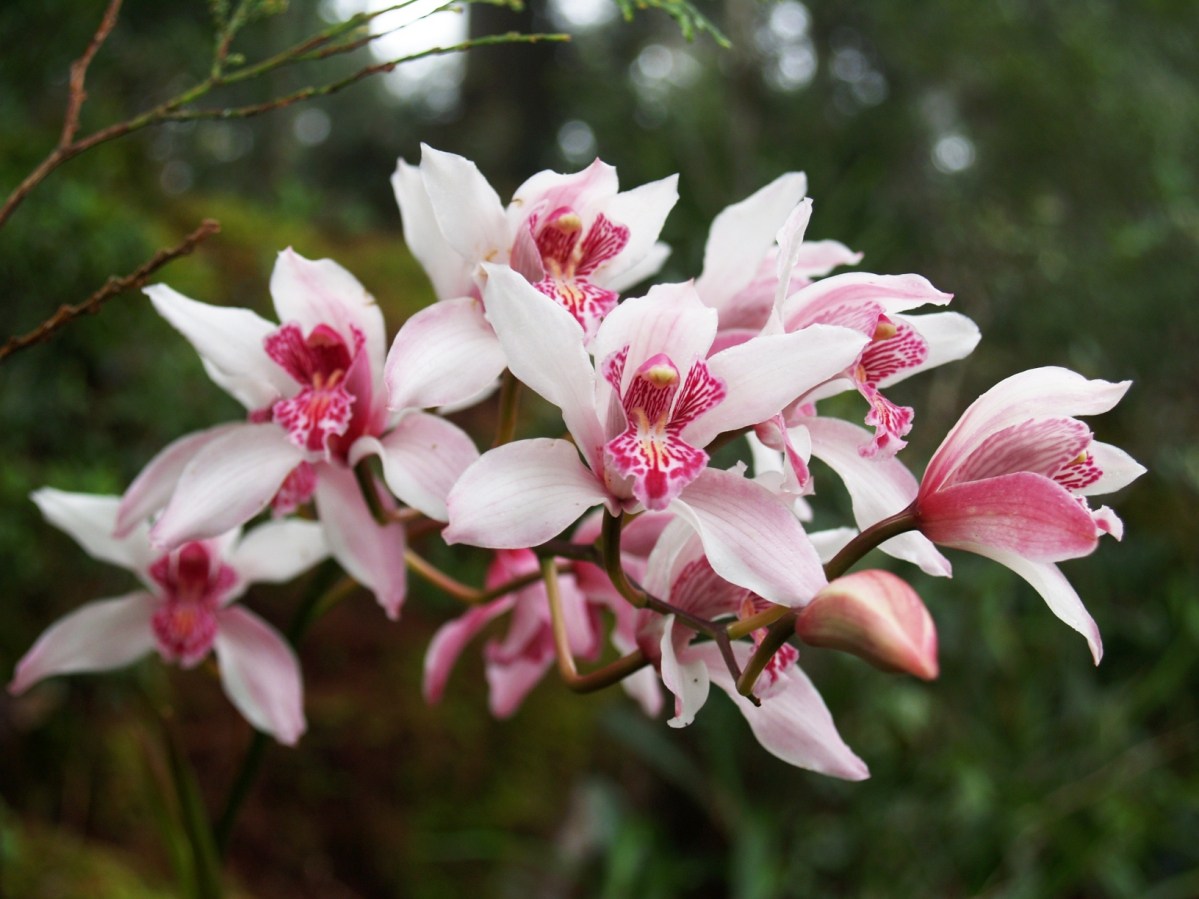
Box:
[532,539,602,564]
[61,0,122,147]
[406,548,575,604]
[542,557,650,693]
[0,219,220,364]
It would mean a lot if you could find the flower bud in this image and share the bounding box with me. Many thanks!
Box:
[796,570,939,680]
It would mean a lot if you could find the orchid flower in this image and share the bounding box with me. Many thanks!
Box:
[12,489,327,745]
[912,367,1145,662]
[444,266,871,607]
[422,549,600,718]
[632,517,870,780]
[384,148,678,413]
[127,249,480,619]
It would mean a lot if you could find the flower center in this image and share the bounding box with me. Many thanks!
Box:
[148,542,237,667]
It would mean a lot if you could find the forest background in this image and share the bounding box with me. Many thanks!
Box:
[0,0,1197,896]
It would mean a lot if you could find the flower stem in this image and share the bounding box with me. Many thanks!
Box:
[405,549,576,604]
[734,612,798,699]
[602,510,648,607]
[492,369,521,448]
[822,503,918,581]
[353,459,391,526]
[725,604,790,640]
[159,710,223,899]
[542,557,650,692]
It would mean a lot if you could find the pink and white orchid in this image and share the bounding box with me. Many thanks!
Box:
[131,249,480,618]
[444,266,871,607]
[912,367,1145,663]
[13,488,326,745]
[632,517,870,780]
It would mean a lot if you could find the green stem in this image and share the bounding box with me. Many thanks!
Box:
[160,712,223,899]
[354,458,391,526]
[602,510,647,607]
[492,369,521,448]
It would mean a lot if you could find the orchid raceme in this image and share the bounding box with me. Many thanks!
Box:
[129,248,480,619]
[912,366,1146,663]
[443,265,871,607]
[383,147,678,414]
[13,489,326,745]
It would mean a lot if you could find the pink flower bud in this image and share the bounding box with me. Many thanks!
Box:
[796,570,939,680]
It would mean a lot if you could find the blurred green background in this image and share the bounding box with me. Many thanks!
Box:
[1,0,1197,896]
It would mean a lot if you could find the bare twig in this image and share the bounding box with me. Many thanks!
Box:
[62,0,123,148]
[0,219,220,364]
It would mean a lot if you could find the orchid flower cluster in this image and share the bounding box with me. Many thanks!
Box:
[12,146,1145,784]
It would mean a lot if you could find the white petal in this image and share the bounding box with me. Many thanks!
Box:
[604,241,672,295]
[392,158,475,300]
[10,592,157,694]
[150,424,306,549]
[695,172,808,310]
[683,324,869,449]
[384,297,507,412]
[804,416,951,577]
[214,606,306,745]
[349,412,479,522]
[227,519,329,586]
[670,468,826,607]
[481,265,607,472]
[32,489,155,575]
[747,431,785,477]
[145,284,291,400]
[695,642,870,780]
[879,312,981,388]
[313,464,407,619]
[621,666,665,718]
[598,175,680,287]
[269,248,387,394]
[791,240,863,278]
[808,527,859,563]
[419,144,510,268]
[444,438,609,549]
[200,357,279,411]
[660,615,710,728]
[423,596,516,704]
[969,548,1103,665]
[780,272,953,327]
[116,424,242,537]
[1079,441,1146,497]
[774,198,813,308]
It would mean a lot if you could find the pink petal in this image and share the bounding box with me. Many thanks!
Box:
[509,158,620,231]
[917,471,1100,563]
[269,249,387,397]
[391,158,475,301]
[214,606,306,745]
[10,592,158,694]
[693,643,870,780]
[480,265,607,472]
[695,172,808,311]
[485,633,556,719]
[349,412,479,522]
[682,324,869,449]
[116,425,242,537]
[804,415,951,577]
[419,144,510,268]
[32,489,156,576]
[145,284,290,406]
[780,272,952,332]
[444,439,609,549]
[621,667,664,718]
[659,616,710,727]
[423,596,516,704]
[969,548,1103,664]
[923,367,1131,495]
[150,423,306,549]
[670,467,826,607]
[876,312,980,388]
[313,464,407,619]
[385,297,506,412]
[597,175,680,287]
[227,520,329,586]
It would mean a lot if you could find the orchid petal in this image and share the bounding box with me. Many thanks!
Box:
[622,667,664,718]
[694,643,870,780]
[10,592,157,694]
[33,489,156,576]
[350,413,478,522]
[809,527,858,563]
[313,464,407,619]
[670,467,826,607]
[683,324,869,449]
[970,548,1103,664]
[599,175,680,286]
[781,272,953,330]
[509,159,619,228]
[444,439,609,549]
[150,424,306,549]
[879,312,981,387]
[804,416,951,577]
[481,265,607,471]
[384,297,506,412]
[1078,441,1146,497]
[605,241,672,294]
[391,158,474,300]
[227,519,329,586]
[485,640,556,719]
[792,240,864,278]
[660,616,710,728]
[423,596,516,704]
[774,198,813,308]
[116,424,242,537]
[695,172,808,310]
[919,471,1101,563]
[145,284,291,401]
[214,606,306,744]
[419,144,509,268]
